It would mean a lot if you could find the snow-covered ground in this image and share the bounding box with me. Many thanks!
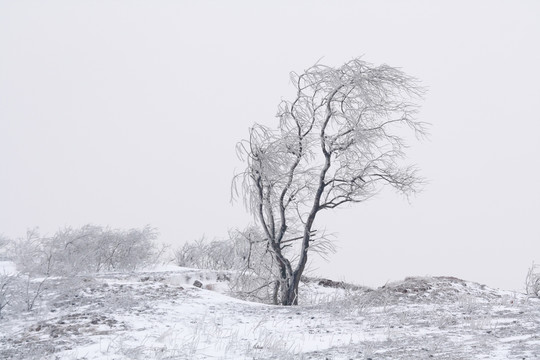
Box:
[1,263,539,359]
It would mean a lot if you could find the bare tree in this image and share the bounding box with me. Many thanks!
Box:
[234,57,429,305]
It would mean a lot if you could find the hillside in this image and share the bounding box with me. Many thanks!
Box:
[1,263,539,359]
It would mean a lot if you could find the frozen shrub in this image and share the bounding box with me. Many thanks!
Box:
[0,274,43,317]
[525,262,540,298]
[174,226,280,303]
[0,274,15,318]
[11,229,47,275]
[173,237,212,269]
[0,235,11,261]
[12,225,159,276]
[227,227,281,303]
[173,232,251,271]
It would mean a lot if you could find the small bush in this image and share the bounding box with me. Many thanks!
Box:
[174,226,280,303]
[173,235,249,271]
[12,225,159,276]
[0,274,15,318]
[0,234,11,261]
[0,274,48,318]
[525,262,540,298]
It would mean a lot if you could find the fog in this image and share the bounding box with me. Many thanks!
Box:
[1,1,539,291]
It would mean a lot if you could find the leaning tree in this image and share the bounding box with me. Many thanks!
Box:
[234,57,429,306]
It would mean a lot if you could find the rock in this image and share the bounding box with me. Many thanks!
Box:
[318,278,346,289]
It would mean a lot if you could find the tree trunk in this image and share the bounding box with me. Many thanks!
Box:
[278,272,300,305]
[277,224,316,306]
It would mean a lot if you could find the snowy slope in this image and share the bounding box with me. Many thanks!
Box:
[1,264,539,359]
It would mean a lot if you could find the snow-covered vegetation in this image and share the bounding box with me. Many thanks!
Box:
[1,258,540,359]
[1,228,539,358]
[233,58,429,306]
[11,225,161,276]
[525,262,540,299]
[173,228,283,304]
[0,225,164,320]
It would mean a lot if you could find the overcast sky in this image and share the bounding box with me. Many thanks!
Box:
[1,1,539,292]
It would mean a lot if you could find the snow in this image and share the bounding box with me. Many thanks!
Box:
[1,264,539,359]
[0,260,17,275]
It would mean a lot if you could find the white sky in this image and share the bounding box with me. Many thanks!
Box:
[1,1,539,292]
